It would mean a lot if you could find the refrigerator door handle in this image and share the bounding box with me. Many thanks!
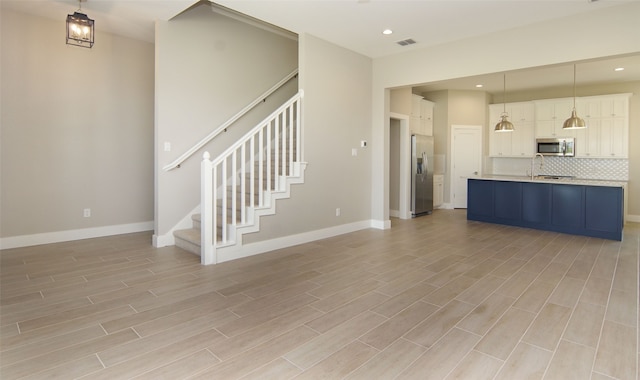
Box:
[422,152,428,178]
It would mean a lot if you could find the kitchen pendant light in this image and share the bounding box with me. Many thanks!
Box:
[563,64,586,130]
[494,73,514,132]
[66,0,94,48]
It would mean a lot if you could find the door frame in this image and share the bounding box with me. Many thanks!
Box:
[390,113,411,219]
[450,125,483,208]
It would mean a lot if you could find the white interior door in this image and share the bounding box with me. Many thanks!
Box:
[451,125,482,208]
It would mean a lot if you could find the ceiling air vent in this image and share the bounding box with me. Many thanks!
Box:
[396,38,416,47]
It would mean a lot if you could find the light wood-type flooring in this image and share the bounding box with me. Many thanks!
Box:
[1,209,638,379]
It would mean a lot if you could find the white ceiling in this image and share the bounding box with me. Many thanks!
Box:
[3,0,639,94]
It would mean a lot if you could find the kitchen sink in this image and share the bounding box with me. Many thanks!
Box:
[534,175,575,180]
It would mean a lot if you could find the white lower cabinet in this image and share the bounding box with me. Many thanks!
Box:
[433,174,444,208]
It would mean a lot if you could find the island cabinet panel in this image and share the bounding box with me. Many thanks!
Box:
[467,179,494,218]
[494,181,522,221]
[585,186,623,234]
[522,182,552,224]
[551,184,585,229]
[467,179,622,241]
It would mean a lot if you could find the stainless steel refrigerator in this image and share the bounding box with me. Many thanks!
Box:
[411,134,434,217]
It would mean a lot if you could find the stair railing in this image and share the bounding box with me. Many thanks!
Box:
[163,69,298,172]
[200,90,303,265]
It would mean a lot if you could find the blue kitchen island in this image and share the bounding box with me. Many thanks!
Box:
[467,177,625,241]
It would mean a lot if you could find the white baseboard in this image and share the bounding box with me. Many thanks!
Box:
[627,214,640,223]
[389,209,399,218]
[0,221,154,250]
[217,219,379,263]
[153,205,201,248]
[371,219,391,230]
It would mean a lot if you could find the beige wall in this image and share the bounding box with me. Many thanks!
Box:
[371,2,640,222]
[1,10,154,239]
[154,4,298,242]
[243,33,373,242]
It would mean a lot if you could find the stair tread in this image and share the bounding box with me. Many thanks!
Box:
[174,228,201,245]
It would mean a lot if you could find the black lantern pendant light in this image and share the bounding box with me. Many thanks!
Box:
[563,64,586,130]
[66,0,94,48]
[495,73,514,132]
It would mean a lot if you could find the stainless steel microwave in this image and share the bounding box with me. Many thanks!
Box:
[536,138,575,157]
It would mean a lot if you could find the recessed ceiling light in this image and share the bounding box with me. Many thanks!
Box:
[382,29,393,35]
[476,84,483,88]
[614,67,625,71]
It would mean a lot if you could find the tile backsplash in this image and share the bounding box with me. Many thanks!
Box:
[488,156,628,181]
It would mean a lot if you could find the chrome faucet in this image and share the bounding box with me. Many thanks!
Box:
[530,153,545,180]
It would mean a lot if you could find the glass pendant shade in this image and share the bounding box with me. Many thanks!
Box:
[66,10,94,48]
[563,64,586,130]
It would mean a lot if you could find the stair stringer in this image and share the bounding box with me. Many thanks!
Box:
[215,161,307,263]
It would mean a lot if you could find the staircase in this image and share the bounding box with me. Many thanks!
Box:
[173,91,305,265]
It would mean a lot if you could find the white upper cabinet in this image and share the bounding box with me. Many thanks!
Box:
[410,94,434,136]
[534,99,573,137]
[490,94,629,159]
[421,100,434,136]
[489,102,534,157]
[573,94,630,158]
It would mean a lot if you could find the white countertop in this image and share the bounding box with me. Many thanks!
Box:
[477,175,626,188]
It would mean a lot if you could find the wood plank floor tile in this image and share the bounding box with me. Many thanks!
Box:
[457,293,515,336]
[131,349,218,380]
[403,299,475,348]
[422,276,478,307]
[82,328,226,379]
[1,328,139,379]
[445,350,503,380]
[494,342,552,380]
[208,306,322,361]
[1,213,637,379]
[593,320,637,380]
[399,327,481,379]
[308,279,382,312]
[511,279,556,313]
[237,357,302,380]
[522,303,572,351]
[544,339,595,380]
[284,310,386,370]
[359,301,438,350]
[475,307,536,360]
[0,324,106,366]
[547,277,585,308]
[562,301,606,348]
[190,325,318,379]
[216,293,318,337]
[371,281,437,318]
[20,354,104,380]
[293,341,379,379]
[304,291,389,334]
[345,338,426,380]
[1,305,136,350]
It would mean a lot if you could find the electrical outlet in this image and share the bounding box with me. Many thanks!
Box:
[164,142,171,152]
[336,208,341,216]
[352,148,357,156]
[83,208,91,218]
